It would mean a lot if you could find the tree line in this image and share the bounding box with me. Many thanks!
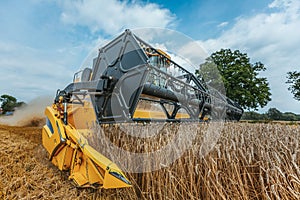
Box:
[242,108,300,121]
[197,48,300,112]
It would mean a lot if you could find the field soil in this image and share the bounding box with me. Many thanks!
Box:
[0,124,113,199]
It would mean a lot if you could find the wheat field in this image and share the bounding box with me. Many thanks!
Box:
[0,122,299,199]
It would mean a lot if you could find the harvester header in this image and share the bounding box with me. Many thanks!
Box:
[57,29,243,123]
[42,29,243,189]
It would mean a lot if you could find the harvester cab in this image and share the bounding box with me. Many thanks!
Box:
[42,29,243,189]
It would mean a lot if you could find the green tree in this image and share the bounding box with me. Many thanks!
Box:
[241,111,266,120]
[196,57,224,92]
[286,71,300,101]
[266,108,282,120]
[0,94,20,114]
[197,49,271,110]
[281,112,298,121]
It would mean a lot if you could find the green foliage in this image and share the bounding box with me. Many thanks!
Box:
[242,108,300,121]
[241,111,267,120]
[286,71,300,101]
[0,94,24,114]
[196,58,224,92]
[281,112,299,121]
[197,49,271,110]
[266,108,282,120]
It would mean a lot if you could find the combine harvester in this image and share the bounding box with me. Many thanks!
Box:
[42,29,243,189]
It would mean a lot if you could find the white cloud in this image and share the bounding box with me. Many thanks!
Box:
[217,21,228,28]
[177,41,208,67]
[0,41,77,102]
[133,28,208,73]
[0,1,177,104]
[198,0,300,113]
[59,0,176,35]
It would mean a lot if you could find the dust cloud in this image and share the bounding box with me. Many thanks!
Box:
[0,96,53,127]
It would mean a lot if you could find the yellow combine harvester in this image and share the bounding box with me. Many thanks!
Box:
[42,29,243,189]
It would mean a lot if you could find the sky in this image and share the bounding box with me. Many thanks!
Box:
[0,0,299,113]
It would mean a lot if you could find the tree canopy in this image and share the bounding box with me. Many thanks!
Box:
[197,49,271,110]
[0,94,25,114]
[286,71,300,101]
[266,108,282,120]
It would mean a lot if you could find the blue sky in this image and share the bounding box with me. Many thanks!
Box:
[150,0,273,39]
[0,0,299,113]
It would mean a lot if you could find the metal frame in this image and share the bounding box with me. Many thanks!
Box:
[55,29,243,123]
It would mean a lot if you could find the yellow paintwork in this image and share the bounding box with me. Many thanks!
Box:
[42,105,131,189]
[156,49,171,60]
[42,93,208,189]
[67,102,96,129]
[133,109,166,119]
[133,109,191,119]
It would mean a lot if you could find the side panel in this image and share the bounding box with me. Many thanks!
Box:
[42,107,71,170]
[91,29,148,80]
[90,30,150,123]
